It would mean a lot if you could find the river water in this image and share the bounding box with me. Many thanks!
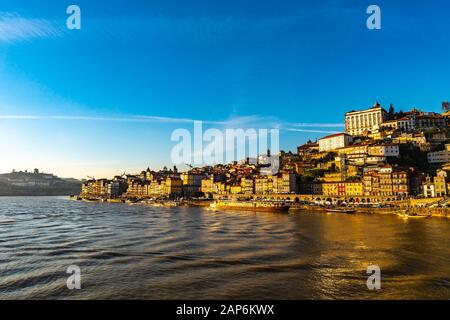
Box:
[0,196,449,299]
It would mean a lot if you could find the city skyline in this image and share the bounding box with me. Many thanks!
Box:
[1,0,450,179]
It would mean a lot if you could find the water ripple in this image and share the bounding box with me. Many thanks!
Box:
[0,196,449,299]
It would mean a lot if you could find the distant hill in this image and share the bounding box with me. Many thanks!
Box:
[0,170,81,196]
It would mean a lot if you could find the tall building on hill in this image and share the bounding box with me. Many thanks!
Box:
[345,102,388,136]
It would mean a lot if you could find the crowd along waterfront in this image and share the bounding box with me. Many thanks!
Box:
[0,196,449,300]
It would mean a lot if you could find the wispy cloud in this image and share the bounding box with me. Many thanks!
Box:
[0,114,194,123]
[290,122,344,128]
[284,128,340,134]
[0,115,274,127]
[0,114,344,134]
[0,12,62,43]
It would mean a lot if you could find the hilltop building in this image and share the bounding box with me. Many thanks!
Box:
[345,102,388,136]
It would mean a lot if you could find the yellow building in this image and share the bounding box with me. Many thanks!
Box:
[368,130,392,140]
[213,181,227,195]
[201,177,215,194]
[81,180,95,195]
[322,182,341,196]
[434,169,448,197]
[201,175,227,195]
[323,172,343,182]
[379,171,393,196]
[125,179,147,197]
[345,182,364,196]
[165,177,183,197]
[241,177,255,194]
[393,132,426,145]
[337,144,369,156]
[272,173,297,194]
[322,181,363,197]
[363,166,409,197]
[230,184,242,194]
[254,176,273,194]
[363,172,380,196]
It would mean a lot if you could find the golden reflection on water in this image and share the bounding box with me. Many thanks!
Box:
[0,197,449,299]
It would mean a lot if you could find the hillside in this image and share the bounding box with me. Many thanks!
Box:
[0,171,81,196]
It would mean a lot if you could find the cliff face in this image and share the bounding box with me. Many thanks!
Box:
[0,172,82,196]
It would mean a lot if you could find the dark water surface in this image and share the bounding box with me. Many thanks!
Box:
[0,196,449,299]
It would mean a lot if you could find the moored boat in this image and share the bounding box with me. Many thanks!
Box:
[144,201,164,207]
[164,200,182,207]
[406,214,431,219]
[396,210,431,219]
[210,200,290,212]
[108,198,125,203]
[289,204,307,211]
[325,208,356,214]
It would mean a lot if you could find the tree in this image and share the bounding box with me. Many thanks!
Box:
[389,104,395,119]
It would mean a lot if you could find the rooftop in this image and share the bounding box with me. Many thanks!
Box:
[319,132,350,140]
[345,102,387,115]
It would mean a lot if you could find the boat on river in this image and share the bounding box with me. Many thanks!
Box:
[164,200,183,207]
[325,207,356,214]
[289,204,307,211]
[210,200,290,212]
[396,210,431,219]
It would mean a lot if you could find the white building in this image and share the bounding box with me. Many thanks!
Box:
[427,150,450,164]
[422,176,436,198]
[368,144,400,157]
[318,133,352,152]
[396,117,415,131]
[380,117,415,132]
[345,102,389,136]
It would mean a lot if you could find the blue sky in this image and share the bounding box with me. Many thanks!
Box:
[1,0,449,178]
